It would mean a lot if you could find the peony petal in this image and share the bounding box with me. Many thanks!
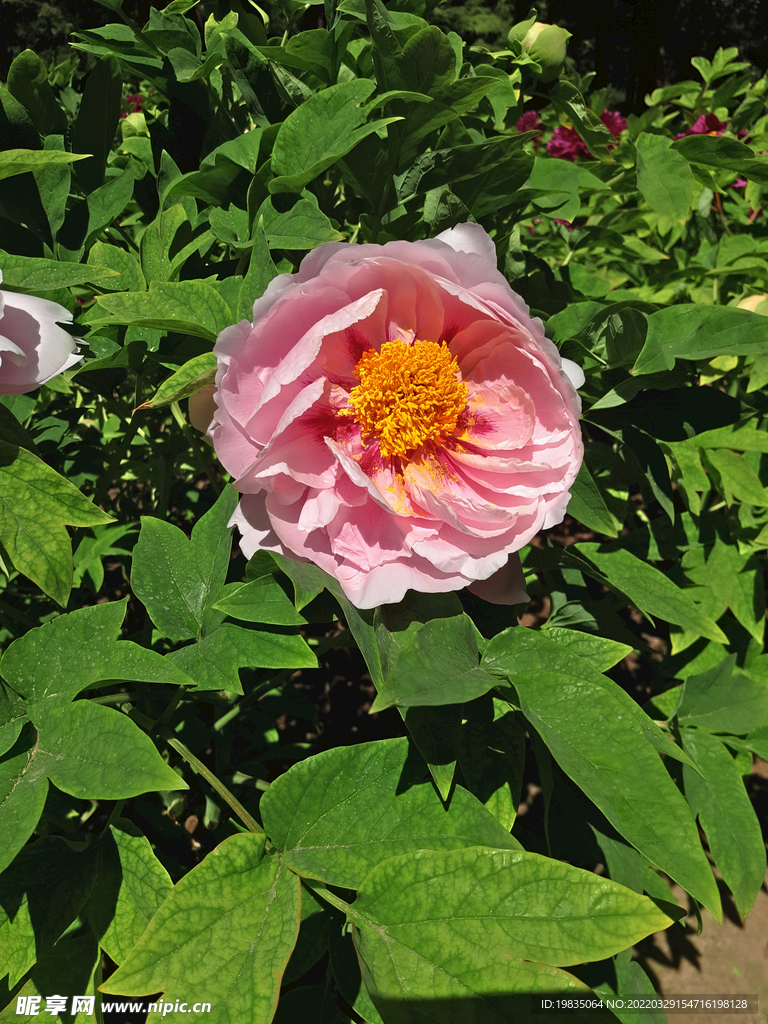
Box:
[0,290,80,395]
[467,553,529,605]
[435,222,498,267]
[560,357,585,390]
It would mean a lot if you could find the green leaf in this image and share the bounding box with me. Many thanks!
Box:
[676,655,768,734]
[271,552,337,613]
[33,135,71,242]
[93,281,233,341]
[549,82,614,159]
[238,217,278,320]
[352,847,673,1020]
[0,149,88,182]
[363,0,403,92]
[527,158,581,222]
[566,460,621,537]
[691,421,768,453]
[0,836,98,988]
[84,821,173,965]
[681,728,766,920]
[572,544,728,644]
[0,250,120,290]
[84,163,137,246]
[401,703,461,802]
[0,734,49,877]
[100,835,300,1024]
[209,204,251,250]
[260,736,521,889]
[140,352,217,410]
[28,699,187,800]
[682,539,765,644]
[87,240,146,292]
[634,305,768,375]
[131,486,239,642]
[371,595,498,711]
[270,80,400,194]
[2,933,100,1023]
[71,54,122,194]
[7,50,67,137]
[0,599,196,712]
[166,130,264,206]
[458,696,525,831]
[329,925,386,1024]
[635,133,695,222]
[166,622,317,691]
[482,628,720,919]
[590,949,669,1024]
[0,442,114,606]
[704,448,768,507]
[140,203,188,284]
[221,32,275,128]
[213,574,308,626]
[396,25,456,94]
[282,883,341,987]
[255,195,345,249]
[0,681,28,757]
[673,133,768,185]
[538,627,632,671]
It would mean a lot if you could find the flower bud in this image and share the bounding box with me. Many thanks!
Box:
[521,23,571,83]
[737,293,768,315]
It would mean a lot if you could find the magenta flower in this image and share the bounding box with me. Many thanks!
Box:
[599,109,627,137]
[0,273,81,395]
[553,219,574,231]
[207,224,584,609]
[547,126,588,161]
[120,94,144,119]
[516,111,544,151]
[674,113,728,140]
[547,109,626,161]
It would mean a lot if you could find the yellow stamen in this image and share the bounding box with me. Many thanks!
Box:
[344,339,468,458]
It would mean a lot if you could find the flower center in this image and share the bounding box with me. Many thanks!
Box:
[344,339,468,459]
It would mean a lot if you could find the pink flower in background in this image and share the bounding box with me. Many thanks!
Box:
[120,93,144,119]
[516,110,544,150]
[208,224,584,609]
[547,125,587,161]
[599,109,627,137]
[674,113,728,140]
[516,110,543,134]
[0,273,81,395]
[547,109,626,161]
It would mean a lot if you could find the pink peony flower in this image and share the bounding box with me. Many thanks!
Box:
[208,224,584,609]
[599,109,627,137]
[120,93,144,119]
[516,110,544,151]
[546,125,587,161]
[547,110,625,161]
[0,273,81,395]
[674,113,728,140]
[516,110,543,133]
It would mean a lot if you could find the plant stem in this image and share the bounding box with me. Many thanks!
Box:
[163,732,264,835]
[302,879,359,919]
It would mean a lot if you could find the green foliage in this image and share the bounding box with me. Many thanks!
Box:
[0,3,766,1021]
